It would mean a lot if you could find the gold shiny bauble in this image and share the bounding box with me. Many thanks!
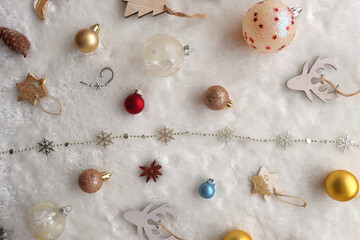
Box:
[224,230,252,240]
[242,0,297,54]
[324,170,359,202]
[74,24,100,53]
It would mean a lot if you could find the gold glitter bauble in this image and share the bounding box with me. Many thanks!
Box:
[324,170,359,202]
[204,85,232,111]
[242,0,297,53]
[74,24,100,53]
[224,230,252,240]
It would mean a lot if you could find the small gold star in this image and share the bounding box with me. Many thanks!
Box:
[250,166,279,200]
[16,73,48,105]
[250,175,271,197]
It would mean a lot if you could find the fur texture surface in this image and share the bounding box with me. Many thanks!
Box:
[0,0,360,239]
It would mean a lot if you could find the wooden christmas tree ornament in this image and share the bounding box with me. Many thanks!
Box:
[122,0,207,18]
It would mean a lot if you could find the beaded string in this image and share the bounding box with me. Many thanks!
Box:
[0,127,358,156]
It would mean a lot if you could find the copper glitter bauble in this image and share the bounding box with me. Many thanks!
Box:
[78,169,111,193]
[204,85,232,111]
[242,0,297,54]
[324,170,359,202]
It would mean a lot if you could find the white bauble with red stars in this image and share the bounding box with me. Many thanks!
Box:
[242,0,297,54]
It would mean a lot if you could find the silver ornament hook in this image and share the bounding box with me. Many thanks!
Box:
[80,67,114,90]
[291,7,303,19]
[184,45,195,56]
[207,179,216,186]
[59,205,72,217]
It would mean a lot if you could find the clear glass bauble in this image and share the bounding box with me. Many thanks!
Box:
[27,202,66,240]
[142,34,185,78]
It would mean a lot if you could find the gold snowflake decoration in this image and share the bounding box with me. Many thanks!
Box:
[157,126,175,145]
[95,130,113,148]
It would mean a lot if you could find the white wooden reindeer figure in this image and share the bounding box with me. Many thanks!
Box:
[287,57,338,103]
[124,203,178,240]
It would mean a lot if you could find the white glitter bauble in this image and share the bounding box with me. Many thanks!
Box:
[242,0,297,54]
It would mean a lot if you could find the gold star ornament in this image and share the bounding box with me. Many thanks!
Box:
[16,73,48,105]
[250,166,280,201]
[15,73,62,115]
[250,166,307,208]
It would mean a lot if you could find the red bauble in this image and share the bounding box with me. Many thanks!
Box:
[124,91,145,114]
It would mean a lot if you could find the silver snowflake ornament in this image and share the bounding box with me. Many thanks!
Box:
[337,134,354,152]
[38,138,55,156]
[157,126,175,145]
[95,130,113,148]
[277,132,294,150]
[95,82,103,90]
[217,126,236,144]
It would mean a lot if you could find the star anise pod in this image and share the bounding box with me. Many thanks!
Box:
[139,160,162,183]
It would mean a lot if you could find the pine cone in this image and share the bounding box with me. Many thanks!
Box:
[0,27,30,58]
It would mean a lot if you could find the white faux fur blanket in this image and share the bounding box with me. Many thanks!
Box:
[1,0,360,239]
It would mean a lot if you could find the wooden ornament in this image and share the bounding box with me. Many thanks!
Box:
[287,57,338,103]
[250,166,307,208]
[124,203,183,240]
[122,0,207,19]
[16,73,63,115]
[16,73,48,105]
[34,0,49,21]
[122,0,167,18]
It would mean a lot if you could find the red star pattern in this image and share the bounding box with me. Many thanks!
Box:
[243,3,296,53]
